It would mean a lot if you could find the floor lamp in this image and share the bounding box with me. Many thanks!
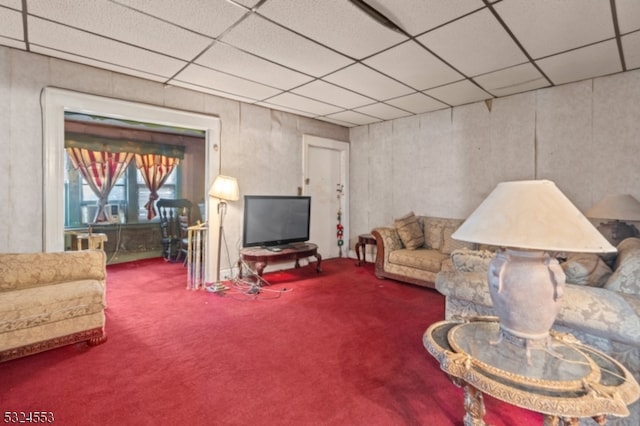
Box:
[206,175,239,293]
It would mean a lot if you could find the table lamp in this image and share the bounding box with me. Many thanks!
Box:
[206,175,239,293]
[452,180,616,357]
[585,194,640,247]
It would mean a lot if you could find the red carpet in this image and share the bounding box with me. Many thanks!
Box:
[0,258,541,425]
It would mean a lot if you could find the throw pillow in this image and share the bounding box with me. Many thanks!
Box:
[561,253,612,287]
[394,212,425,250]
[605,238,640,296]
[441,226,475,255]
[451,248,494,273]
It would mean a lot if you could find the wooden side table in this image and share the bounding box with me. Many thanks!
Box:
[355,233,376,266]
[238,243,322,279]
[75,233,108,251]
[423,317,640,425]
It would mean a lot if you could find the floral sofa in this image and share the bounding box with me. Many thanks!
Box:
[0,250,107,362]
[435,238,640,425]
[371,213,475,289]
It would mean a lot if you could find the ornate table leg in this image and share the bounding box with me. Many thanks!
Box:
[315,252,322,273]
[451,377,486,426]
[355,240,364,266]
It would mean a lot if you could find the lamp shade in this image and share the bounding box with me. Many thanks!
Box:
[452,180,616,253]
[585,194,640,221]
[208,175,239,202]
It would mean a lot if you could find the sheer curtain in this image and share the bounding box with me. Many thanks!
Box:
[66,147,134,222]
[135,154,180,220]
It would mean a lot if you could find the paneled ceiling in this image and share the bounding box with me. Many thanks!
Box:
[1,0,639,127]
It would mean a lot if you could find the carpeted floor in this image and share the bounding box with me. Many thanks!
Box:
[0,257,541,425]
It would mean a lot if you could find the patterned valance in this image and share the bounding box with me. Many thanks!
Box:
[65,133,185,160]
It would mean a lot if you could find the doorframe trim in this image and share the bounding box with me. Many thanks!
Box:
[302,135,350,258]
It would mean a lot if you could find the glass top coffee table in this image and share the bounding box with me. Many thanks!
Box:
[423,317,640,425]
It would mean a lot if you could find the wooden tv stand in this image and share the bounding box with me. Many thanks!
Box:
[238,243,322,278]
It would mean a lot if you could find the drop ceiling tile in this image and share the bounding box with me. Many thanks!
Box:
[474,63,549,97]
[370,0,485,36]
[0,36,24,50]
[28,17,187,78]
[324,63,413,101]
[115,0,247,38]
[292,80,373,109]
[28,0,212,61]
[254,101,317,118]
[616,0,640,34]
[495,0,615,59]
[385,93,448,114]
[220,14,352,77]
[174,64,282,101]
[315,116,356,127]
[622,32,640,70]
[418,8,528,77]
[257,0,407,59]
[171,80,258,104]
[0,7,22,39]
[0,1,21,8]
[354,102,411,121]
[325,110,381,126]
[364,40,463,90]
[262,92,344,116]
[232,0,261,8]
[424,79,492,106]
[536,40,622,85]
[197,42,313,90]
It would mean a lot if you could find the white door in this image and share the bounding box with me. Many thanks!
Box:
[303,136,349,260]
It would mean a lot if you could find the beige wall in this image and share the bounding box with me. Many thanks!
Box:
[0,46,349,260]
[349,69,640,248]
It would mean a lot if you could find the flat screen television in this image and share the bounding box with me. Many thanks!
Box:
[242,195,311,248]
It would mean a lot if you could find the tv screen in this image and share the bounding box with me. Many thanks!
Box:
[242,195,311,248]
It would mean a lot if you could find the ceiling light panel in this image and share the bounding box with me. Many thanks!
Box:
[474,63,549,97]
[368,0,485,36]
[364,40,464,90]
[616,0,640,34]
[114,0,248,39]
[197,42,313,90]
[418,9,528,77]
[424,80,491,107]
[174,64,282,100]
[495,0,615,59]
[324,63,414,101]
[354,102,411,121]
[220,14,353,77]
[28,17,187,78]
[622,32,640,70]
[536,40,622,85]
[257,0,406,59]
[385,93,448,114]
[0,7,23,40]
[263,92,344,116]
[291,80,374,109]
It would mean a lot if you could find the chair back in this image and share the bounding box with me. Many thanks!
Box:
[157,199,193,260]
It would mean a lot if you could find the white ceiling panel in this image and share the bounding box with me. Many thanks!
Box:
[622,32,640,71]
[0,1,21,9]
[418,8,528,77]
[615,0,640,34]
[0,36,23,50]
[0,7,23,39]
[325,110,381,126]
[354,102,411,121]
[536,40,622,85]
[474,63,549,97]
[28,0,212,61]
[262,92,344,116]
[255,101,317,118]
[495,0,615,59]
[172,80,259,104]
[196,42,313,90]
[291,80,373,109]
[363,40,463,90]
[220,14,353,77]
[175,64,282,100]
[257,0,406,59]
[114,0,248,39]
[385,93,448,114]
[424,80,491,107]
[369,0,485,36]
[28,16,187,78]
[324,63,414,101]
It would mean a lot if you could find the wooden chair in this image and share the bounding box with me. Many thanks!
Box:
[156,198,192,262]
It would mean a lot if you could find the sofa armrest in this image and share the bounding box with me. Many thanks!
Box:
[435,270,493,307]
[0,251,106,292]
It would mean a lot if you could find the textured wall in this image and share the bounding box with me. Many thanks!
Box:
[0,46,348,263]
[349,70,640,246]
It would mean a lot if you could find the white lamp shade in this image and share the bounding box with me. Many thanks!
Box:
[208,175,239,201]
[452,180,616,253]
[585,194,640,221]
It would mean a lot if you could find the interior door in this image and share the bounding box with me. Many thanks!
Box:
[303,136,349,260]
